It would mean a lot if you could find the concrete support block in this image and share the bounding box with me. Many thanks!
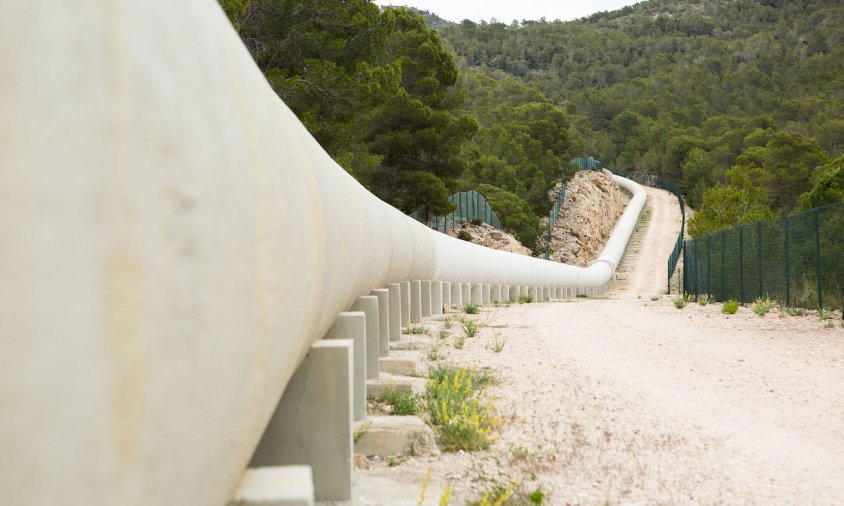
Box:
[471,283,483,306]
[513,285,521,299]
[530,286,538,301]
[370,289,390,358]
[386,284,401,342]
[227,466,314,506]
[502,285,510,302]
[323,312,366,422]
[250,340,353,502]
[483,284,491,304]
[442,282,451,310]
[431,281,443,316]
[492,285,502,303]
[462,283,471,306]
[350,296,379,380]
[410,280,422,323]
[400,282,411,328]
[451,282,463,308]
[353,416,439,458]
[421,280,432,318]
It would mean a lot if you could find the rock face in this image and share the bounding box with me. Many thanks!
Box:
[446,222,532,256]
[539,170,626,266]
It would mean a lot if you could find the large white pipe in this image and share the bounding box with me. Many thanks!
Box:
[0,1,644,505]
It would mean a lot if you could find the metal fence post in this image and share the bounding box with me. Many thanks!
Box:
[721,230,726,300]
[816,209,823,310]
[707,234,712,297]
[739,225,745,303]
[757,221,763,298]
[784,215,791,308]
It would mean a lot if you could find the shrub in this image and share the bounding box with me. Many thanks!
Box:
[463,320,479,337]
[722,300,740,314]
[673,296,687,309]
[698,294,710,306]
[457,230,472,242]
[470,217,483,226]
[486,332,506,353]
[465,303,480,314]
[426,366,497,451]
[753,296,775,316]
[518,294,533,304]
[454,334,465,349]
[379,389,419,416]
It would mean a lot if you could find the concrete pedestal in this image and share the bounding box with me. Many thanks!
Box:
[482,284,491,304]
[410,280,422,323]
[502,285,510,302]
[431,281,443,316]
[513,285,521,299]
[250,340,353,502]
[386,284,401,341]
[530,286,538,302]
[450,282,462,308]
[323,312,366,422]
[442,282,451,310]
[491,285,502,304]
[400,282,411,328]
[370,289,390,357]
[460,283,470,307]
[421,280,432,318]
[471,283,482,306]
[350,296,379,380]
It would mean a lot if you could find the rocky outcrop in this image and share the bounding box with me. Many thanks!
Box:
[446,222,532,256]
[538,170,626,266]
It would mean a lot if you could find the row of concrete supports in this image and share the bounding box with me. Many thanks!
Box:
[229,280,611,504]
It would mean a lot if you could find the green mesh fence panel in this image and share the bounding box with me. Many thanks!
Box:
[684,202,844,313]
[409,190,502,232]
[612,169,686,292]
[570,156,604,171]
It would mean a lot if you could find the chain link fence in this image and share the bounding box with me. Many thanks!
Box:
[613,169,686,293]
[409,190,502,232]
[683,202,844,313]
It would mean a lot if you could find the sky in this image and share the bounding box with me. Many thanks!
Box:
[373,0,643,24]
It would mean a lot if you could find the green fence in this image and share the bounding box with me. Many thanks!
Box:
[570,156,604,171]
[613,169,686,293]
[683,202,844,313]
[409,190,502,232]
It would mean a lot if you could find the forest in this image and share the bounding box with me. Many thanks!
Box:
[221,0,844,245]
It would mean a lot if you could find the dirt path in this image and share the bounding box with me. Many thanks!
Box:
[613,186,683,298]
[357,300,844,505]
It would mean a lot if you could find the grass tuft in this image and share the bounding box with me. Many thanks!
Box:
[722,300,740,314]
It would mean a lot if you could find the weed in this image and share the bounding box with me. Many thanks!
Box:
[673,296,687,309]
[443,318,453,329]
[426,366,497,451]
[486,332,507,353]
[379,389,419,416]
[528,488,546,505]
[509,445,530,461]
[387,455,400,467]
[468,481,513,506]
[650,295,660,301]
[457,230,472,242]
[463,320,479,337]
[470,217,483,226]
[454,334,465,349]
[438,329,449,340]
[465,303,480,315]
[408,325,428,335]
[698,294,710,306]
[722,300,740,314]
[354,420,372,443]
[824,321,835,329]
[518,295,533,304]
[819,309,832,320]
[427,344,445,362]
[753,296,775,316]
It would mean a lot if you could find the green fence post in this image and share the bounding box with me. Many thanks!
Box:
[695,239,699,298]
[721,230,726,300]
[757,221,763,299]
[707,234,712,297]
[816,209,823,311]
[785,215,791,308]
[739,225,745,303]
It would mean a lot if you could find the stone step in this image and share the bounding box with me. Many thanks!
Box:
[354,416,438,458]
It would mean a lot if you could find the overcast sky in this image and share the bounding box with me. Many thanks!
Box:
[373,0,643,23]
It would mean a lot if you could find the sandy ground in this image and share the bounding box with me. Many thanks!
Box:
[358,300,844,505]
[349,184,844,505]
[616,186,683,298]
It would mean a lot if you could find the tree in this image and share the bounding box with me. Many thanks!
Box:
[798,155,844,210]
[689,166,773,237]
